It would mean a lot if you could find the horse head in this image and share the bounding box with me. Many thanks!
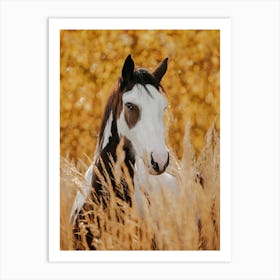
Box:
[117,55,169,175]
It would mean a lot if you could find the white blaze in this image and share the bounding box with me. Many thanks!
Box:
[117,84,168,173]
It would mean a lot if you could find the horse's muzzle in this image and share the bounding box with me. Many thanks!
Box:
[150,152,169,175]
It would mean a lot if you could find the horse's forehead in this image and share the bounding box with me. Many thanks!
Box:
[122,84,166,106]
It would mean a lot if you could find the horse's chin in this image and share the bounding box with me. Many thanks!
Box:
[147,166,166,176]
[135,154,167,175]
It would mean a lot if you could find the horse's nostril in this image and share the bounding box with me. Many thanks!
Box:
[165,152,170,169]
[151,153,160,173]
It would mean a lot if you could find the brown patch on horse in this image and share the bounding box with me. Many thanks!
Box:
[124,104,140,128]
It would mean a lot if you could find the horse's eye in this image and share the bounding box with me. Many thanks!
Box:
[125,102,134,111]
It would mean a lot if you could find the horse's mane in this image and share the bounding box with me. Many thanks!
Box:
[97,83,121,149]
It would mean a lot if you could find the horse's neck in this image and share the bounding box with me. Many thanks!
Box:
[71,114,135,221]
[91,119,135,204]
[94,133,135,184]
[133,156,179,214]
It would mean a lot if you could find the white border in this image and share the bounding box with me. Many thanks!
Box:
[1,0,279,279]
[49,18,231,262]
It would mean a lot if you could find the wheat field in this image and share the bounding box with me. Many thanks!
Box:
[60,30,220,250]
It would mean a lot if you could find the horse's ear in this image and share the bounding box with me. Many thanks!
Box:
[121,54,135,83]
[153,57,168,84]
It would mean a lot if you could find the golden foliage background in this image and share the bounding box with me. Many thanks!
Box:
[60,30,220,161]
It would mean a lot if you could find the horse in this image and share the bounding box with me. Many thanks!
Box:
[71,54,178,249]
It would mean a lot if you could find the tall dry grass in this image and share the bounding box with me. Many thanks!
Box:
[60,123,219,250]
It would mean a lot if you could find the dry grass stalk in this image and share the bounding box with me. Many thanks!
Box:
[60,123,220,250]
